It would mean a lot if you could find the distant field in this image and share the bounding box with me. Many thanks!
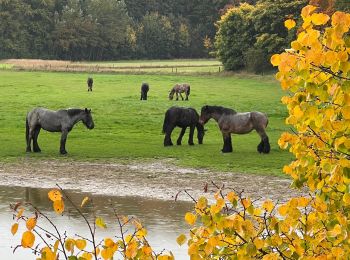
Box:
[0,70,291,175]
[1,59,223,74]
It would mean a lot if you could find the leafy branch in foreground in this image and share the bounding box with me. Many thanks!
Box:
[177,5,350,259]
[10,185,174,260]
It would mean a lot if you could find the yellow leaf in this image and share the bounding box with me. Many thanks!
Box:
[101,247,114,260]
[26,218,37,230]
[65,238,75,252]
[75,239,87,250]
[11,223,19,235]
[136,228,147,238]
[285,19,296,30]
[254,238,264,249]
[270,54,281,66]
[343,193,350,205]
[53,240,60,254]
[40,247,56,260]
[185,212,197,225]
[311,13,330,25]
[81,252,93,260]
[96,217,107,228]
[48,189,62,202]
[80,196,89,207]
[196,197,207,210]
[342,106,350,120]
[262,200,274,212]
[301,5,317,19]
[176,234,187,246]
[278,205,289,216]
[53,199,64,214]
[21,230,35,248]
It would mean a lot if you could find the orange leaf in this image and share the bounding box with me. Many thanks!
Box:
[48,189,62,202]
[11,223,19,235]
[21,230,35,248]
[26,218,37,230]
[53,200,64,214]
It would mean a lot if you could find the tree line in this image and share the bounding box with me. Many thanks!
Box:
[0,0,233,60]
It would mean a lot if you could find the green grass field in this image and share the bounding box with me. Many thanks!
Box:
[0,69,292,175]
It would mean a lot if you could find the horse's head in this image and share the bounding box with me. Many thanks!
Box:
[196,123,206,144]
[82,108,95,129]
[168,89,175,100]
[199,105,212,125]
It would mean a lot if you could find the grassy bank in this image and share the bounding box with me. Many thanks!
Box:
[0,70,291,175]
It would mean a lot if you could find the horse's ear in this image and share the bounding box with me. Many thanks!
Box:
[85,108,88,112]
[89,109,91,113]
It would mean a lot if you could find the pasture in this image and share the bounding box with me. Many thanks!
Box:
[0,69,291,175]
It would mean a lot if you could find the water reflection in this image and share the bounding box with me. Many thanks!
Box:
[0,186,193,259]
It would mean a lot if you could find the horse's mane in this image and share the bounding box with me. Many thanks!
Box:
[67,108,83,116]
[209,106,237,115]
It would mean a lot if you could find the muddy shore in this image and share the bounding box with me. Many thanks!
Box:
[0,159,304,203]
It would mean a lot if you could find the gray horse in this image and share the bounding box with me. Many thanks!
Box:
[26,108,95,154]
[199,105,270,153]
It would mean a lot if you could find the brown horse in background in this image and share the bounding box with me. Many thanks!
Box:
[87,77,93,91]
[169,83,190,101]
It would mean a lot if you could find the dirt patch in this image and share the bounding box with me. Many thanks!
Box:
[0,159,304,203]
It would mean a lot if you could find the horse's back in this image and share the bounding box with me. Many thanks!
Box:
[27,107,65,132]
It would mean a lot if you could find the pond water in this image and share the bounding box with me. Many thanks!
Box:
[0,186,193,259]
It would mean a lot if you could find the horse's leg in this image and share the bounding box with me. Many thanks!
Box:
[188,125,195,145]
[164,125,175,146]
[179,92,184,100]
[33,126,41,152]
[177,127,187,145]
[256,128,270,154]
[60,130,69,154]
[221,133,233,153]
[185,93,188,100]
[26,127,33,152]
[175,92,179,101]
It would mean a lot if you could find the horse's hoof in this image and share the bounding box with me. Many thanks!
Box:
[26,149,31,153]
[34,150,41,153]
[60,150,68,155]
[188,143,194,146]
[177,142,181,145]
[164,143,173,147]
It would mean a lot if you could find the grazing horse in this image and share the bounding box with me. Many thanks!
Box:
[169,83,190,101]
[26,108,95,155]
[162,106,205,146]
[140,82,149,100]
[199,105,270,153]
[87,77,93,91]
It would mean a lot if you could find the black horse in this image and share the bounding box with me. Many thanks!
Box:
[87,77,93,91]
[140,82,149,100]
[26,107,95,154]
[162,106,205,146]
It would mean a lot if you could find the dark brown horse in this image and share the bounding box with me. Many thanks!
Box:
[162,106,204,146]
[199,105,270,153]
[169,83,190,101]
[140,82,149,100]
[87,77,93,91]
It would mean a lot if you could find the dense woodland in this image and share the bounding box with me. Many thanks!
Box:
[0,0,349,69]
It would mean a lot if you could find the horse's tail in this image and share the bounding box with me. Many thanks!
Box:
[25,116,29,144]
[265,113,269,128]
[162,110,170,134]
[187,85,190,96]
